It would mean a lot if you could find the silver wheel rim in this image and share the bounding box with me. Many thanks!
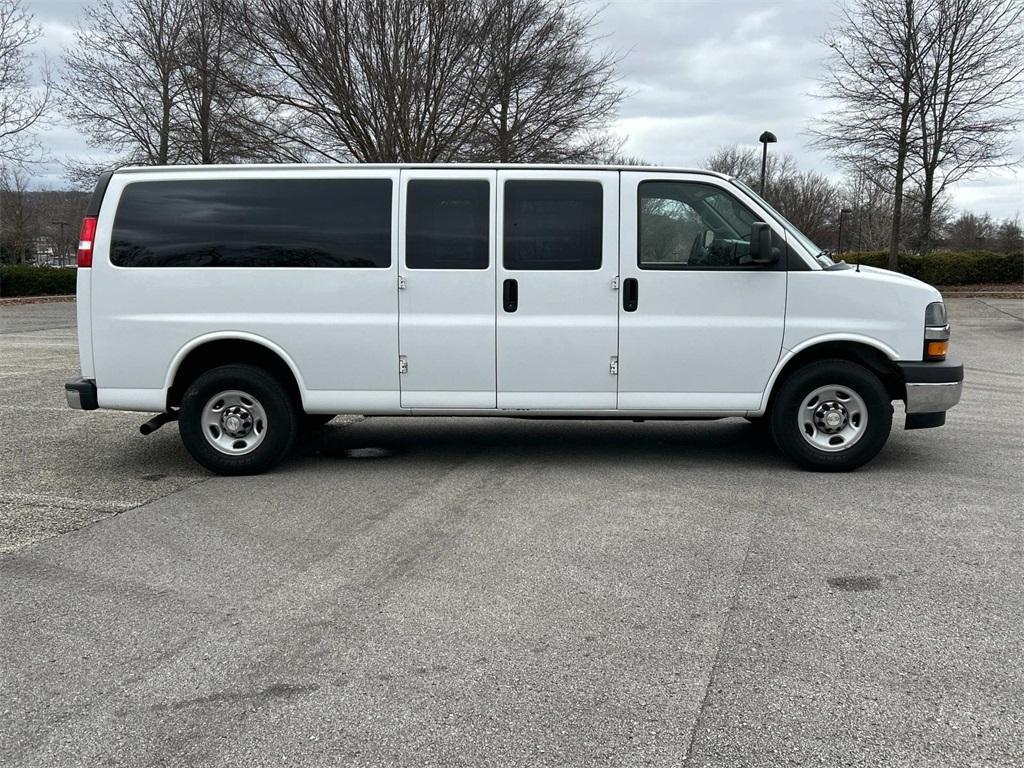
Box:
[200,390,268,456]
[798,384,868,453]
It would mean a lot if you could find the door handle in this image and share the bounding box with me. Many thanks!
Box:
[623,278,639,312]
[503,278,518,312]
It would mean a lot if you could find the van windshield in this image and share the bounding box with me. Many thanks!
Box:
[730,179,832,267]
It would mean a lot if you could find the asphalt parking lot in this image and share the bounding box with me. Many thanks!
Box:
[1,298,1021,767]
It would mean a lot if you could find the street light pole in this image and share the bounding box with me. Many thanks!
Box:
[837,208,852,255]
[758,131,777,196]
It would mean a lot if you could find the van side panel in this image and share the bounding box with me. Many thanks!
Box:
[89,169,402,413]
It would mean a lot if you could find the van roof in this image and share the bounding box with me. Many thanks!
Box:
[113,163,733,180]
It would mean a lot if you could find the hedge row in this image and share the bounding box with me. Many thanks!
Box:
[843,250,1024,285]
[0,265,78,297]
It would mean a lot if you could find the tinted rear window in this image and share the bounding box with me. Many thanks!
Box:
[111,178,392,268]
[503,181,602,270]
[406,180,489,269]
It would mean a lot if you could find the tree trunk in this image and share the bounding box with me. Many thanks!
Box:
[888,114,911,271]
[497,95,510,162]
[918,168,935,255]
[200,66,212,163]
[888,0,918,273]
[159,80,171,165]
[888,174,904,270]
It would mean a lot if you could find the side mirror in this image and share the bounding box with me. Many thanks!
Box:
[747,222,781,265]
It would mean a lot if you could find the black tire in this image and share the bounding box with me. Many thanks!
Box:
[179,364,297,475]
[769,359,893,472]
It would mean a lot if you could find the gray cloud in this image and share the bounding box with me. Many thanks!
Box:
[589,0,1021,219]
[17,0,1024,218]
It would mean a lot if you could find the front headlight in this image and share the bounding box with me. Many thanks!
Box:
[924,302,949,361]
[925,302,948,327]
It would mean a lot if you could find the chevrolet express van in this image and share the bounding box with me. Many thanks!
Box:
[65,164,963,475]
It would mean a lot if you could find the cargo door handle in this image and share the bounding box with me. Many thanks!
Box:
[623,278,638,312]
[503,279,518,312]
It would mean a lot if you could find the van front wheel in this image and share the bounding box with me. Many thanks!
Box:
[179,364,297,475]
[770,359,892,472]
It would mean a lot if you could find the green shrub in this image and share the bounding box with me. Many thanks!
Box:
[841,250,1024,285]
[0,265,78,297]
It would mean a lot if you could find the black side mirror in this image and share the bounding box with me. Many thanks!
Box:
[746,222,781,265]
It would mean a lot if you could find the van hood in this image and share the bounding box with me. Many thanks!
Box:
[838,263,943,302]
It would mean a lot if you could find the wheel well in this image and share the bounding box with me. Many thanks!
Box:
[167,339,302,410]
[769,342,905,406]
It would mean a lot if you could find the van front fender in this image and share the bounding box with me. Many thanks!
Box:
[753,334,901,415]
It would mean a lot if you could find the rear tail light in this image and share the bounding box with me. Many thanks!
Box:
[77,216,97,267]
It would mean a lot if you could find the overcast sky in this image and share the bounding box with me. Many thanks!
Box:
[19,0,1024,219]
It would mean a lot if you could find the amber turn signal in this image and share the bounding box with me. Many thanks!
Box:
[926,340,949,360]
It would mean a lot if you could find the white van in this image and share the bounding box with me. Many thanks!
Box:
[65,164,963,475]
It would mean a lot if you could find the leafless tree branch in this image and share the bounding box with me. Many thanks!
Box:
[0,0,51,167]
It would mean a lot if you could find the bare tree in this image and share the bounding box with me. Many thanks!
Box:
[812,0,930,268]
[944,210,995,250]
[1,167,90,265]
[706,145,842,247]
[773,171,843,247]
[58,0,624,170]
[0,164,36,264]
[994,217,1023,254]
[60,0,190,169]
[178,0,241,163]
[705,144,798,195]
[0,0,51,166]
[912,0,1024,254]
[34,190,90,265]
[177,0,290,163]
[841,167,894,251]
[470,0,622,162]
[239,0,622,163]
[60,0,287,182]
[239,0,495,162]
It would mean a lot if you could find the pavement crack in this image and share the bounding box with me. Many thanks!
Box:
[113,476,215,518]
[975,298,1024,322]
[681,509,759,767]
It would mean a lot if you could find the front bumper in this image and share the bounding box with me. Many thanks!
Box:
[65,377,98,410]
[898,359,963,428]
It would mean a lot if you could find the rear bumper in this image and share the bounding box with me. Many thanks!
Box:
[898,359,963,426]
[65,377,98,410]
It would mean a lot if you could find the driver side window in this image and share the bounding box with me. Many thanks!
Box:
[638,181,759,270]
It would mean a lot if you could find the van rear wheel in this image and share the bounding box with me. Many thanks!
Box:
[179,364,297,475]
[769,359,892,472]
